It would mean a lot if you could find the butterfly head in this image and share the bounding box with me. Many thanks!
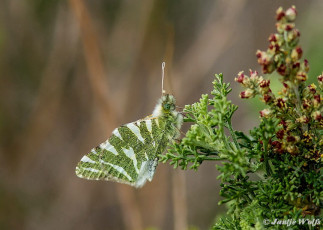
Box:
[153,94,177,117]
[161,94,176,113]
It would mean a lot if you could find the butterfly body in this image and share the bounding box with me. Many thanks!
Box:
[76,94,183,188]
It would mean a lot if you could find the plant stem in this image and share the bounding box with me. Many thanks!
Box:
[227,120,241,152]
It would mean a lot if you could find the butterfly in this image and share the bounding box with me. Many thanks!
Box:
[75,64,183,188]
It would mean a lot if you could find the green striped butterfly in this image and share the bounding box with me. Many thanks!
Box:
[75,63,183,188]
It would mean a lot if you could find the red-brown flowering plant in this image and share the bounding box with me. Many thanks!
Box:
[161,5,322,230]
[236,5,322,158]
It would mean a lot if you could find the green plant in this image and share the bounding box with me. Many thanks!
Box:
[159,6,322,230]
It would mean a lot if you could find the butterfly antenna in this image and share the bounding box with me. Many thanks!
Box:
[161,62,166,95]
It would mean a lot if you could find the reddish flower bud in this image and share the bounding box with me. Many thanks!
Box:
[318,74,323,82]
[249,70,258,78]
[235,71,245,83]
[296,116,310,123]
[274,44,280,52]
[268,34,277,42]
[260,80,270,88]
[312,111,322,121]
[258,56,267,65]
[276,98,286,108]
[295,29,300,37]
[272,141,281,147]
[314,94,321,103]
[292,62,300,70]
[313,98,320,108]
[277,64,287,76]
[259,109,271,117]
[284,23,294,31]
[291,47,303,61]
[268,43,279,53]
[276,7,285,21]
[263,94,273,103]
[280,120,287,129]
[276,129,284,139]
[296,72,307,81]
[303,59,309,72]
[285,6,297,22]
[256,50,262,59]
[240,89,254,99]
[308,84,317,94]
[288,29,300,43]
[287,136,296,142]
[272,141,283,153]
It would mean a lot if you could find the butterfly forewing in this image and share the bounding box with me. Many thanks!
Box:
[76,94,183,188]
[76,117,169,187]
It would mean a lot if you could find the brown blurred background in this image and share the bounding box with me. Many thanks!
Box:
[1,1,322,229]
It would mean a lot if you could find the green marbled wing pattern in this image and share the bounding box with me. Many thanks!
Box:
[75,117,171,188]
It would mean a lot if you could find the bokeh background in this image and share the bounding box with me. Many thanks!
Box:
[1,1,322,229]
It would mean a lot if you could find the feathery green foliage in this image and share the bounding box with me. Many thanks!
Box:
[160,6,322,230]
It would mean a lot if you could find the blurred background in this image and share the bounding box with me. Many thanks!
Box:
[1,0,322,229]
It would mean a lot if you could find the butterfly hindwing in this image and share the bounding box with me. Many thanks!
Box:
[76,94,183,188]
[76,117,169,187]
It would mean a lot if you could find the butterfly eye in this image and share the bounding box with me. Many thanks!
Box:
[163,103,171,110]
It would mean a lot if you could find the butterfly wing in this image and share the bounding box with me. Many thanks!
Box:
[75,116,169,188]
